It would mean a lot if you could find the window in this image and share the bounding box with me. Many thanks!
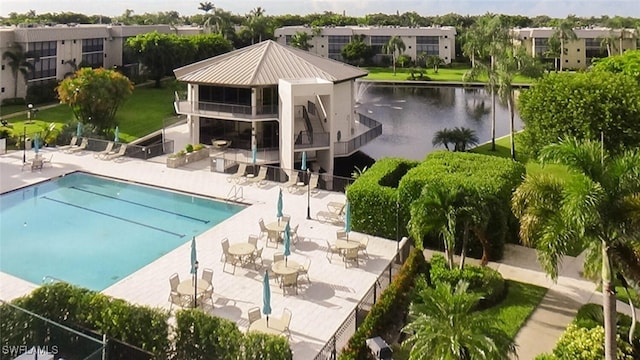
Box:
[327,35,351,60]
[534,38,549,57]
[82,38,104,68]
[27,42,57,81]
[370,35,391,56]
[416,36,439,56]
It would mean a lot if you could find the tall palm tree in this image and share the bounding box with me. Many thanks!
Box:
[599,32,616,57]
[289,31,312,51]
[2,43,37,99]
[553,18,578,71]
[382,36,406,76]
[512,138,640,360]
[198,2,214,13]
[403,281,517,360]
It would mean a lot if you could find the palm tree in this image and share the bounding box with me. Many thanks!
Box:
[432,128,454,151]
[289,31,312,51]
[403,281,517,360]
[599,33,616,57]
[2,43,37,99]
[543,35,561,72]
[382,36,406,76]
[432,127,478,152]
[512,138,640,360]
[198,2,214,13]
[553,18,578,71]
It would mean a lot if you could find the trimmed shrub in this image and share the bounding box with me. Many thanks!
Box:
[552,324,634,360]
[339,248,429,360]
[173,309,243,360]
[401,151,525,261]
[428,254,506,309]
[242,332,293,360]
[347,158,419,239]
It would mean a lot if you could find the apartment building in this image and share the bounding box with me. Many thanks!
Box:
[513,27,638,69]
[0,23,201,102]
[274,25,456,65]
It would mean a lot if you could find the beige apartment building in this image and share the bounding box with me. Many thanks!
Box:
[0,23,201,102]
[513,27,638,69]
[274,25,457,65]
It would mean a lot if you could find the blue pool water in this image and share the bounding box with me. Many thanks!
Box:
[0,172,244,291]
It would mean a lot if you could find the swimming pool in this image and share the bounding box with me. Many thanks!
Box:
[0,172,244,291]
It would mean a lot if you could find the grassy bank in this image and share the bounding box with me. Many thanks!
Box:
[363,66,536,84]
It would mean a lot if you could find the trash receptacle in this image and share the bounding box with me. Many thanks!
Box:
[24,137,32,150]
[366,336,393,360]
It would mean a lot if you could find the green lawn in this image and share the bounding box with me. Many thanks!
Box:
[0,81,180,144]
[363,66,536,84]
[484,280,548,338]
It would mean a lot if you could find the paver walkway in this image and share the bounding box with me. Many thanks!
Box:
[424,245,638,360]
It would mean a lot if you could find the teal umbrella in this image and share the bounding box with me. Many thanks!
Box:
[283,221,291,264]
[277,188,283,224]
[252,146,257,165]
[190,237,197,275]
[114,126,120,142]
[263,271,272,326]
[33,133,40,154]
[344,201,351,241]
[301,151,307,171]
[76,122,83,138]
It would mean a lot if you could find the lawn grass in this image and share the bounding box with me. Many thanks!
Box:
[484,280,548,338]
[362,66,536,84]
[0,81,180,144]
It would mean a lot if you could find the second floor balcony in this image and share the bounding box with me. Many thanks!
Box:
[174,93,279,120]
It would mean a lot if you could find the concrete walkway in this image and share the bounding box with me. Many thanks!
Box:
[424,245,638,360]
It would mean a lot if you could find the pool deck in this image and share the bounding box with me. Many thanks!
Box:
[0,129,401,359]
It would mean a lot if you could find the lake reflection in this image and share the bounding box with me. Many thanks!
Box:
[357,84,523,161]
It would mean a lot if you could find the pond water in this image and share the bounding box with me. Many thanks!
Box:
[356,83,523,161]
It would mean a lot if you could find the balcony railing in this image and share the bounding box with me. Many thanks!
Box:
[333,113,382,156]
[174,93,278,120]
[294,131,330,149]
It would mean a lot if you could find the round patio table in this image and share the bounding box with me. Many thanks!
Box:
[177,278,211,308]
[248,317,287,336]
[271,259,301,277]
[228,243,256,257]
[335,239,360,251]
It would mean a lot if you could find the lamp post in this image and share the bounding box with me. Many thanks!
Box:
[306,169,311,219]
[193,260,199,308]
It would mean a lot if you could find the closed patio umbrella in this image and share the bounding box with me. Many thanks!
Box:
[344,200,351,241]
[263,271,272,326]
[252,146,257,165]
[301,151,307,171]
[114,126,120,142]
[277,188,283,224]
[76,122,83,138]
[33,133,40,154]
[190,237,197,276]
[283,221,291,265]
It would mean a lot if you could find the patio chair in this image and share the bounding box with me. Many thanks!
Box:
[248,247,264,270]
[273,253,284,263]
[248,307,262,325]
[280,308,292,336]
[200,268,214,305]
[281,214,291,224]
[94,142,114,159]
[104,144,127,161]
[336,230,347,239]
[57,136,77,151]
[248,234,259,248]
[325,240,341,263]
[343,247,359,268]
[358,237,370,259]
[168,273,189,311]
[42,154,53,168]
[66,137,88,153]
[221,238,241,274]
[266,229,280,248]
[258,218,269,239]
[247,167,268,186]
[227,163,247,183]
[281,273,298,296]
[30,158,43,171]
[298,257,311,283]
[289,224,300,244]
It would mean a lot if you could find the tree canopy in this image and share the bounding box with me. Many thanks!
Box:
[591,49,640,83]
[517,71,640,157]
[56,67,133,134]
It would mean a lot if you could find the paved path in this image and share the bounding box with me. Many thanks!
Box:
[424,245,638,360]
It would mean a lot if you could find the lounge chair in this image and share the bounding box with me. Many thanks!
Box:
[66,137,88,153]
[57,136,77,151]
[246,167,268,186]
[42,154,53,168]
[308,173,319,194]
[316,210,344,224]
[226,163,247,183]
[103,144,127,161]
[327,202,346,215]
[283,174,300,193]
[94,142,114,159]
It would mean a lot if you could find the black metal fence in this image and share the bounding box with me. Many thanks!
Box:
[313,238,412,360]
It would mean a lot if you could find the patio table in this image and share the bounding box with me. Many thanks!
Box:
[248,317,288,336]
[177,278,211,308]
[271,259,301,277]
[228,242,256,264]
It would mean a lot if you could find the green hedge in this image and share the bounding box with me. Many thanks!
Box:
[428,254,506,309]
[347,158,419,239]
[400,151,525,260]
[4,282,170,358]
[173,309,243,359]
[339,248,429,360]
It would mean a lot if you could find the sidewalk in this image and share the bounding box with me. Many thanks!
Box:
[424,245,637,360]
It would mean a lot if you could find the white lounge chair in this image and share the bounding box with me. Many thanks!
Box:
[94,142,114,159]
[66,137,88,153]
[316,210,344,224]
[247,167,268,186]
[57,136,77,151]
[227,163,247,183]
[103,144,127,161]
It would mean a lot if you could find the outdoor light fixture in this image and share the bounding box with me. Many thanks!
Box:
[194,260,199,308]
[306,169,311,220]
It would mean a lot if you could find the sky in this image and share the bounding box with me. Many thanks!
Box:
[2,0,639,18]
